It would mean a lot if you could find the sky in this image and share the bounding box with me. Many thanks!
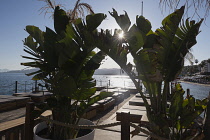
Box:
[0,0,210,70]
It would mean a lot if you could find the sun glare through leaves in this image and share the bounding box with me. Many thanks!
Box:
[118,31,124,39]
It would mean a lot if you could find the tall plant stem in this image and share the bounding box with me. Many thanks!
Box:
[162,81,170,114]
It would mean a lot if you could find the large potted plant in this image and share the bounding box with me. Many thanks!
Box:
[97,6,208,139]
[21,6,106,139]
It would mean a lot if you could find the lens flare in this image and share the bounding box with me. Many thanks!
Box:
[118,32,124,39]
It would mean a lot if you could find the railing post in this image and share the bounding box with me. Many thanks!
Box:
[15,81,18,93]
[121,111,130,140]
[25,81,27,92]
[35,80,38,92]
[186,88,190,98]
[25,102,35,140]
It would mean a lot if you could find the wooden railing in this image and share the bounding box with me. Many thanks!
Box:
[0,117,25,140]
[0,102,52,140]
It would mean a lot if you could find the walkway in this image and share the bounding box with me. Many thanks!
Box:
[93,95,148,140]
[0,92,148,139]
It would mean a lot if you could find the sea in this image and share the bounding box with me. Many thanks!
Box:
[0,72,210,100]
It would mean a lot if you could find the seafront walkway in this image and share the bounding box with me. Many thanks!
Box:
[0,89,148,139]
[93,95,148,140]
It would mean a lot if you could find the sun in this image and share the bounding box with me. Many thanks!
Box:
[118,31,124,39]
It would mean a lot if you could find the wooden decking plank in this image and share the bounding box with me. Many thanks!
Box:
[0,110,52,132]
[0,117,25,132]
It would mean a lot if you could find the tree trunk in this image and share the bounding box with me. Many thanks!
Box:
[52,108,78,139]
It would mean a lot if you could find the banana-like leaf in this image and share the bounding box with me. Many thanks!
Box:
[136,15,152,35]
[24,36,38,53]
[25,69,42,76]
[73,87,96,100]
[23,48,40,59]
[56,76,77,97]
[127,25,144,57]
[156,6,203,82]
[87,95,100,106]
[25,26,44,48]
[32,72,48,80]
[169,83,184,120]
[84,51,106,71]
[21,56,41,61]
[86,13,107,31]
[109,9,131,32]
[54,6,69,34]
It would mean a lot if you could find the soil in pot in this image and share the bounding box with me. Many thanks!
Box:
[37,128,93,139]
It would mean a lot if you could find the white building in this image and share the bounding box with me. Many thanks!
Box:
[201,60,210,73]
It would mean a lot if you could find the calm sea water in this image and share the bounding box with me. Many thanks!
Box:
[180,82,210,99]
[0,73,34,95]
[1,73,210,99]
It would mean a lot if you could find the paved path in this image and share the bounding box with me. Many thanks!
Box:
[93,95,148,140]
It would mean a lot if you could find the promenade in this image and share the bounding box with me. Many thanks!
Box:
[93,94,148,140]
[0,90,148,139]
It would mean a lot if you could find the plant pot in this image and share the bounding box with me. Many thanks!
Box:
[34,119,95,140]
[146,136,151,140]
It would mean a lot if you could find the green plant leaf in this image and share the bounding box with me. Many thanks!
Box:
[86,13,107,31]
[24,35,38,53]
[25,26,44,47]
[54,6,69,34]
[136,15,152,35]
[109,9,131,32]
[57,76,77,97]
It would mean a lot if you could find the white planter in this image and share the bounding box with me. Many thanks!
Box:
[34,119,95,140]
[146,136,151,140]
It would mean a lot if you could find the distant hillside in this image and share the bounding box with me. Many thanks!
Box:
[5,68,39,74]
[94,68,127,75]
[0,69,9,72]
[3,68,127,75]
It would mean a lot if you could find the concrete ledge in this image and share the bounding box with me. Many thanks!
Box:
[112,93,124,102]
[0,96,30,112]
[97,98,116,112]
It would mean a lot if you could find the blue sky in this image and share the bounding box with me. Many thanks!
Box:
[0,0,210,70]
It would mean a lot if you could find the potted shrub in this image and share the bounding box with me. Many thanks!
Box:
[97,6,208,139]
[21,6,106,139]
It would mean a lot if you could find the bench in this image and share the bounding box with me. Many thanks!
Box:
[112,93,124,102]
[97,97,115,112]
[83,103,99,119]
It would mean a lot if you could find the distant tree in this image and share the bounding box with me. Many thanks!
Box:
[195,59,199,65]
[207,58,210,63]
[39,0,94,22]
[200,60,206,68]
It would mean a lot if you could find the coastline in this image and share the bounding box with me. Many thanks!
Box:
[179,80,210,87]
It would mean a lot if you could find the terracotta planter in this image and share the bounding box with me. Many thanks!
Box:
[34,119,95,140]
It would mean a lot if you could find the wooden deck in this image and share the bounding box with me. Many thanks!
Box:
[0,95,30,112]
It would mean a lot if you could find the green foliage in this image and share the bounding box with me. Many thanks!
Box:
[22,6,106,139]
[97,6,206,139]
[169,83,208,139]
[98,91,114,99]
[109,9,131,32]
